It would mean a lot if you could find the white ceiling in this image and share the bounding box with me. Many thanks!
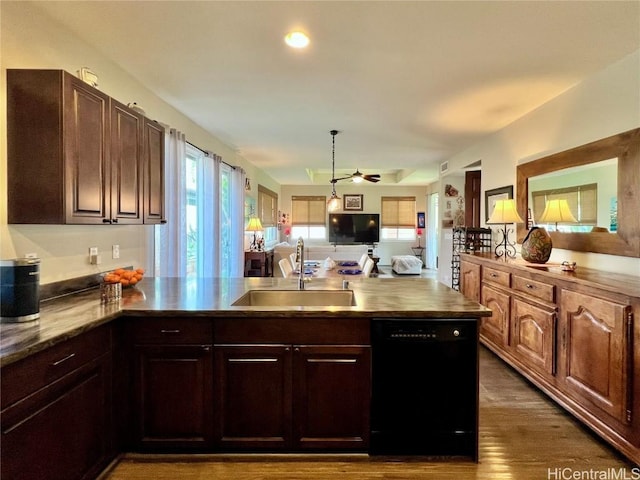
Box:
[32,1,640,186]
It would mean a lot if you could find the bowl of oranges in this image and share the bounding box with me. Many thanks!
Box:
[103,267,145,288]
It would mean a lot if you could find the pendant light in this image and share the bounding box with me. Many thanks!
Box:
[327,130,342,212]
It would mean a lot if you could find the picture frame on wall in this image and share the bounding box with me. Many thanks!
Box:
[485,185,513,222]
[417,212,426,228]
[344,194,363,211]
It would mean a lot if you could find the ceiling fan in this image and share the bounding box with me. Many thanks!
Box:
[328,130,381,185]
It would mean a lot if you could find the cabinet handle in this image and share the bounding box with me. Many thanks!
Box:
[160,329,180,334]
[294,347,300,352]
[525,284,535,289]
[285,347,290,352]
[51,353,76,366]
[102,219,112,224]
[202,346,210,352]
[490,273,498,278]
[112,218,119,223]
[161,219,167,224]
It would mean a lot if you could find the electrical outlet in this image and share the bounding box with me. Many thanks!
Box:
[112,244,120,259]
[89,246,99,265]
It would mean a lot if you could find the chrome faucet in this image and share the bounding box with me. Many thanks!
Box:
[296,236,305,290]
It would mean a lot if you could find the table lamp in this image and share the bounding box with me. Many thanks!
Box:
[538,199,577,231]
[486,199,524,258]
[246,217,263,251]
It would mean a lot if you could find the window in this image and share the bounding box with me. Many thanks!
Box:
[156,137,244,279]
[381,196,416,240]
[258,185,278,227]
[257,185,278,246]
[291,196,327,239]
[532,183,597,232]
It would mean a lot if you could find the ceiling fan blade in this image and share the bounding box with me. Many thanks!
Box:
[331,175,353,183]
[363,176,380,183]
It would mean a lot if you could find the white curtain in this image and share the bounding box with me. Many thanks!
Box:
[155,128,187,277]
[202,151,220,277]
[229,166,246,277]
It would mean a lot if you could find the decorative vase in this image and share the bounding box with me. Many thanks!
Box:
[521,227,552,263]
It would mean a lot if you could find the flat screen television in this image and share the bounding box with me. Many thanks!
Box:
[329,213,380,245]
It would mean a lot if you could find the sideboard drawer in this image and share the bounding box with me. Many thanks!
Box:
[482,267,510,287]
[513,275,555,303]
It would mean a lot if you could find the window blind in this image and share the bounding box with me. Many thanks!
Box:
[381,196,416,227]
[258,185,278,226]
[531,183,597,225]
[291,196,326,225]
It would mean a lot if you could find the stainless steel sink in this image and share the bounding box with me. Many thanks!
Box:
[231,289,356,307]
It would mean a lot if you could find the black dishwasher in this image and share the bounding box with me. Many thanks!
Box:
[370,318,478,459]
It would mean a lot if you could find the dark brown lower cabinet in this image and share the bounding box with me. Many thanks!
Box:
[133,344,213,450]
[213,344,370,451]
[1,326,113,480]
[213,345,292,449]
[293,345,370,450]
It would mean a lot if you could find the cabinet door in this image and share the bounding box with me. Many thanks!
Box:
[213,345,292,449]
[293,345,370,450]
[110,100,143,224]
[143,119,166,224]
[1,354,112,480]
[480,284,511,349]
[460,261,480,302]
[512,297,556,376]
[560,290,632,424]
[63,75,111,224]
[133,344,213,449]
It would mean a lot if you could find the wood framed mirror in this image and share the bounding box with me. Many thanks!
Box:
[516,128,640,257]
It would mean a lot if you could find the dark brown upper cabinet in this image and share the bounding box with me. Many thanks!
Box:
[7,69,165,225]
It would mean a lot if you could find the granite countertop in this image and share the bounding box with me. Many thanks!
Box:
[0,277,491,367]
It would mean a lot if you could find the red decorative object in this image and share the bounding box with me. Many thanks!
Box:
[416,228,423,236]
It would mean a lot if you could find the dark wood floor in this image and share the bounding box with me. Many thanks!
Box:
[105,346,633,479]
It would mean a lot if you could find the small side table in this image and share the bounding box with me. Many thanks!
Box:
[368,255,380,274]
[244,250,274,277]
[410,246,425,268]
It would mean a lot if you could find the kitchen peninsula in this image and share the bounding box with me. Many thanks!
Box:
[0,277,490,480]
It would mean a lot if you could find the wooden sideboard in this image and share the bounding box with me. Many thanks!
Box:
[460,253,640,465]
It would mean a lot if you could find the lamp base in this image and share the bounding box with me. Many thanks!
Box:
[494,225,517,259]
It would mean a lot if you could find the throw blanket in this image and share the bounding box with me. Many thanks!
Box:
[391,255,423,274]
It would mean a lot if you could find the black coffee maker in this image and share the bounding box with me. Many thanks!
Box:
[1,257,40,323]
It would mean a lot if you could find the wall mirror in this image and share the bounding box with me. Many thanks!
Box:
[516,128,640,257]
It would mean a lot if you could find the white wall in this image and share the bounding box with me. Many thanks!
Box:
[439,49,640,278]
[0,1,277,284]
[280,184,428,266]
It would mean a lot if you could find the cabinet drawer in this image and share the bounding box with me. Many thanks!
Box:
[513,275,555,303]
[1,325,111,409]
[482,267,510,287]
[127,317,212,344]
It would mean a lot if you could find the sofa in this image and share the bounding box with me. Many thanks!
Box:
[273,243,369,277]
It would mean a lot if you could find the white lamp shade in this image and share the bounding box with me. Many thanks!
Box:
[487,199,524,224]
[245,217,263,231]
[538,199,577,224]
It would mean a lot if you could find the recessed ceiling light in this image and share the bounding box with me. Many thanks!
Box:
[285,31,310,49]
